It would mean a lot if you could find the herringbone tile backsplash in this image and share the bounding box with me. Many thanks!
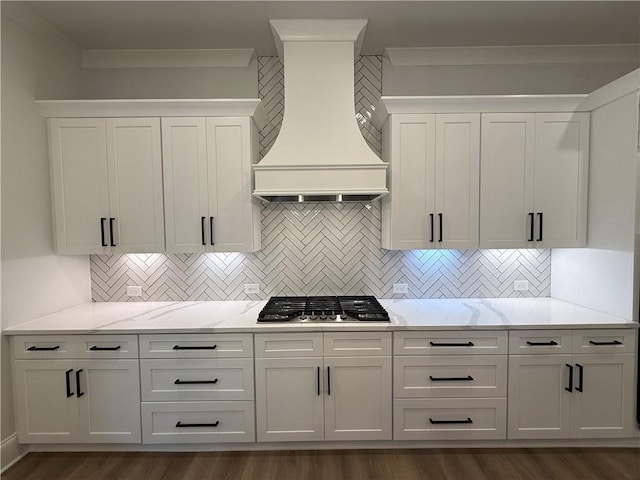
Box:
[90,56,551,302]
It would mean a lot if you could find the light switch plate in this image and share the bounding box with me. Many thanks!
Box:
[244,284,260,294]
[514,280,529,291]
[393,283,408,294]
[126,285,142,297]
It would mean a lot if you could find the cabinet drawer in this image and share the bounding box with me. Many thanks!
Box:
[572,329,636,354]
[394,355,507,398]
[394,398,506,441]
[324,332,391,357]
[141,401,255,444]
[394,331,507,355]
[13,335,138,359]
[140,359,254,401]
[255,333,323,358]
[139,334,253,358]
[509,330,572,354]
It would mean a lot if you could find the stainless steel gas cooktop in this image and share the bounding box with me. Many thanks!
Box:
[257,296,390,323]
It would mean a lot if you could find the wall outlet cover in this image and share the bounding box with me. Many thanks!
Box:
[244,284,260,294]
[393,283,408,294]
[126,285,142,297]
[514,280,529,291]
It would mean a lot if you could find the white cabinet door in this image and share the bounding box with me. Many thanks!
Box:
[161,117,209,253]
[533,113,589,248]
[14,360,80,443]
[324,356,392,441]
[77,359,141,443]
[106,118,164,253]
[255,357,324,442]
[571,354,634,438]
[435,114,480,249]
[480,114,536,248]
[382,114,436,250]
[206,117,259,252]
[507,355,572,439]
[49,118,110,254]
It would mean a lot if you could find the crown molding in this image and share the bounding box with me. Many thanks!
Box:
[581,68,640,111]
[81,49,256,69]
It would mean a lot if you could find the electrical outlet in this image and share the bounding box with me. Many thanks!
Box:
[514,280,529,292]
[244,284,260,294]
[393,283,408,294]
[126,285,142,297]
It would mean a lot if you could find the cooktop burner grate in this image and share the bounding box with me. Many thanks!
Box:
[257,296,390,322]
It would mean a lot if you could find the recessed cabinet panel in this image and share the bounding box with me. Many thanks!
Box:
[49,118,109,254]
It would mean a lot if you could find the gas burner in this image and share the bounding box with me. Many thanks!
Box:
[257,296,390,323]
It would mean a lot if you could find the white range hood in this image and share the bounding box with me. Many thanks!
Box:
[253,19,389,202]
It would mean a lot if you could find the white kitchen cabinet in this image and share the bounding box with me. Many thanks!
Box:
[480,112,589,248]
[162,117,261,253]
[14,359,141,444]
[49,117,164,254]
[254,333,392,443]
[507,329,635,440]
[381,113,480,250]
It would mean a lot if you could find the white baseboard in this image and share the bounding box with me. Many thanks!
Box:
[1,433,28,473]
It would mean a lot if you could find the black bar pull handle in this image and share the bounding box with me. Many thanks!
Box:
[526,340,558,346]
[65,369,74,398]
[429,375,473,382]
[201,216,206,246]
[100,218,108,246]
[90,345,121,351]
[565,364,574,392]
[210,216,215,246]
[589,340,622,346]
[317,366,321,396]
[528,212,535,241]
[430,341,474,347]
[429,213,434,243]
[576,364,584,392]
[175,421,219,428]
[173,345,217,350]
[438,213,443,242]
[75,369,84,398]
[537,212,543,241]
[28,345,60,351]
[174,379,218,385]
[327,366,331,396]
[109,218,116,247]
[429,417,473,425]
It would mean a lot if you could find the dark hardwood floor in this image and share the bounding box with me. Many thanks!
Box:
[3,448,639,480]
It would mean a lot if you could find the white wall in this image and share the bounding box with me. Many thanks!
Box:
[383,58,639,95]
[552,83,639,319]
[0,6,92,447]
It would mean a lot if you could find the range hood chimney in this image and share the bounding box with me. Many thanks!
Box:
[253,19,389,202]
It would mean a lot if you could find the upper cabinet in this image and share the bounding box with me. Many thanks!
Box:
[381,113,480,250]
[49,117,164,254]
[162,117,261,253]
[41,99,267,255]
[480,112,589,248]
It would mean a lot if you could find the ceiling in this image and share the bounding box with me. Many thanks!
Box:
[15,1,640,56]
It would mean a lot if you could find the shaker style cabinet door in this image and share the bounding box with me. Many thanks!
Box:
[49,118,110,254]
[49,117,164,254]
[479,113,536,249]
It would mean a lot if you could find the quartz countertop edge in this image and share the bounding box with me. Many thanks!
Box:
[2,298,636,335]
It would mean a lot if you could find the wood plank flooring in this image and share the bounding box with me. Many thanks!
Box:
[3,448,639,480]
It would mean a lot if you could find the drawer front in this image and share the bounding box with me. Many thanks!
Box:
[394,331,507,355]
[394,355,507,398]
[13,335,138,359]
[572,329,636,354]
[141,401,255,444]
[141,359,254,401]
[324,332,392,357]
[255,333,323,358]
[394,398,507,441]
[509,330,572,355]
[140,334,253,358]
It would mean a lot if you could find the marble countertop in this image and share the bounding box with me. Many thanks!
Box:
[2,298,636,335]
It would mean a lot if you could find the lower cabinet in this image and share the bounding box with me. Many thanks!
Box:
[14,359,141,443]
[254,333,392,442]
